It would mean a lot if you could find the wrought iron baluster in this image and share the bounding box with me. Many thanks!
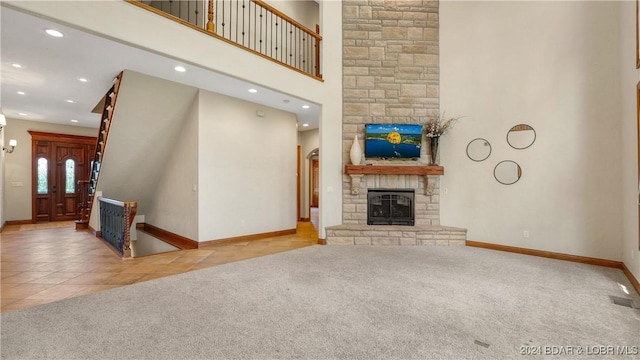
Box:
[221,0,226,38]
[259,5,263,53]
[241,0,245,46]
[235,0,238,43]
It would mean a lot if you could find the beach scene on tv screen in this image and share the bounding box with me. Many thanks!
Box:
[365,124,422,159]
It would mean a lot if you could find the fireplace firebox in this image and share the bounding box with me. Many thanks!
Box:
[367,189,415,226]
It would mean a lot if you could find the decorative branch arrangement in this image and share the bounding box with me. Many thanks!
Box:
[421,114,462,138]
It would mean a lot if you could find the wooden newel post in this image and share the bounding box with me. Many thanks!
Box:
[206,0,215,32]
[122,202,137,259]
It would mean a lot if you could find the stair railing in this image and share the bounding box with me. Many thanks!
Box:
[127,0,322,79]
[99,197,137,258]
[86,72,123,225]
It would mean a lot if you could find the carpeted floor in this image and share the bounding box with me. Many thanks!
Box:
[1,245,639,359]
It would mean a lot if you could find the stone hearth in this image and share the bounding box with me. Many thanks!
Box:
[325,224,467,246]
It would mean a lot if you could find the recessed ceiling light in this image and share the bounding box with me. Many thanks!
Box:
[45,29,64,38]
[283,99,290,103]
[302,105,310,109]
[18,113,28,116]
[12,63,23,68]
[248,89,258,93]
[17,91,25,95]
[302,123,309,127]
[70,119,79,123]
[78,77,88,82]
[174,66,186,72]
[65,99,76,103]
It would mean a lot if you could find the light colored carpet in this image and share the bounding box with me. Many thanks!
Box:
[1,245,639,359]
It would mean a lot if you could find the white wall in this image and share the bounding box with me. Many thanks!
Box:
[620,0,640,282]
[145,95,200,240]
[6,0,343,238]
[440,1,623,260]
[198,90,297,241]
[2,118,96,222]
[297,128,319,219]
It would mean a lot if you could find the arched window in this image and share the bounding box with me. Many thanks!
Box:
[65,159,75,194]
[37,158,48,194]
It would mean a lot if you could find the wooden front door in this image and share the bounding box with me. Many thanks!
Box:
[31,132,96,222]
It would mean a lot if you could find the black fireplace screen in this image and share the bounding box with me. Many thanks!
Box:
[367,189,415,226]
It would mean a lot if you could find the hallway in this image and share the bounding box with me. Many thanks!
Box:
[1,222,318,313]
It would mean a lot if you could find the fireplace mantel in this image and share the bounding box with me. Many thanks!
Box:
[345,165,444,176]
[344,165,444,195]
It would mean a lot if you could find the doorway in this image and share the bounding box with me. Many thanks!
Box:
[307,148,319,230]
[311,158,319,207]
[30,131,96,222]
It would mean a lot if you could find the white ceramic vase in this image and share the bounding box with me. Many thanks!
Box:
[350,134,362,165]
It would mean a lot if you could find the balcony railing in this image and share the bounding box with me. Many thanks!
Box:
[127,0,322,79]
[99,197,137,258]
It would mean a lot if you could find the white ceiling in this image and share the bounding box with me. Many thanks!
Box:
[0,5,320,131]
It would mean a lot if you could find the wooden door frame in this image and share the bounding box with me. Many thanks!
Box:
[297,145,301,221]
[637,81,640,251]
[309,157,319,210]
[29,131,97,223]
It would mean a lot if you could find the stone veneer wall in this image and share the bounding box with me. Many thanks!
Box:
[342,0,441,226]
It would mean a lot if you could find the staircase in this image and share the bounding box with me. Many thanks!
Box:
[80,72,123,228]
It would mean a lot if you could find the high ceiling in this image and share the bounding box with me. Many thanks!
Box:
[0,5,319,130]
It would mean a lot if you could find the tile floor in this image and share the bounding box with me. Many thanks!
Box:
[1,221,318,313]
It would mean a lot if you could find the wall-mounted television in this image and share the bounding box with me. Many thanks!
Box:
[365,124,422,159]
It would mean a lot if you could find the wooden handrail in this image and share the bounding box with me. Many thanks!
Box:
[251,0,322,41]
[99,197,136,208]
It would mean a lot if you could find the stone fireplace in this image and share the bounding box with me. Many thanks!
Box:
[325,0,467,246]
[325,168,466,246]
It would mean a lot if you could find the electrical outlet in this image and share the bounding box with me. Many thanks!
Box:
[523,230,530,238]
[241,220,246,227]
[444,187,449,195]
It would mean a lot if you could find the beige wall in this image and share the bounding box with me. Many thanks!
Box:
[2,118,96,222]
[440,1,623,260]
[88,70,199,229]
[267,0,319,31]
[198,91,298,241]
[145,94,200,240]
[619,1,640,284]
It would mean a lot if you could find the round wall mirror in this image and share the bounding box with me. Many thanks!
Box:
[507,124,536,149]
[466,138,491,162]
[494,160,522,185]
